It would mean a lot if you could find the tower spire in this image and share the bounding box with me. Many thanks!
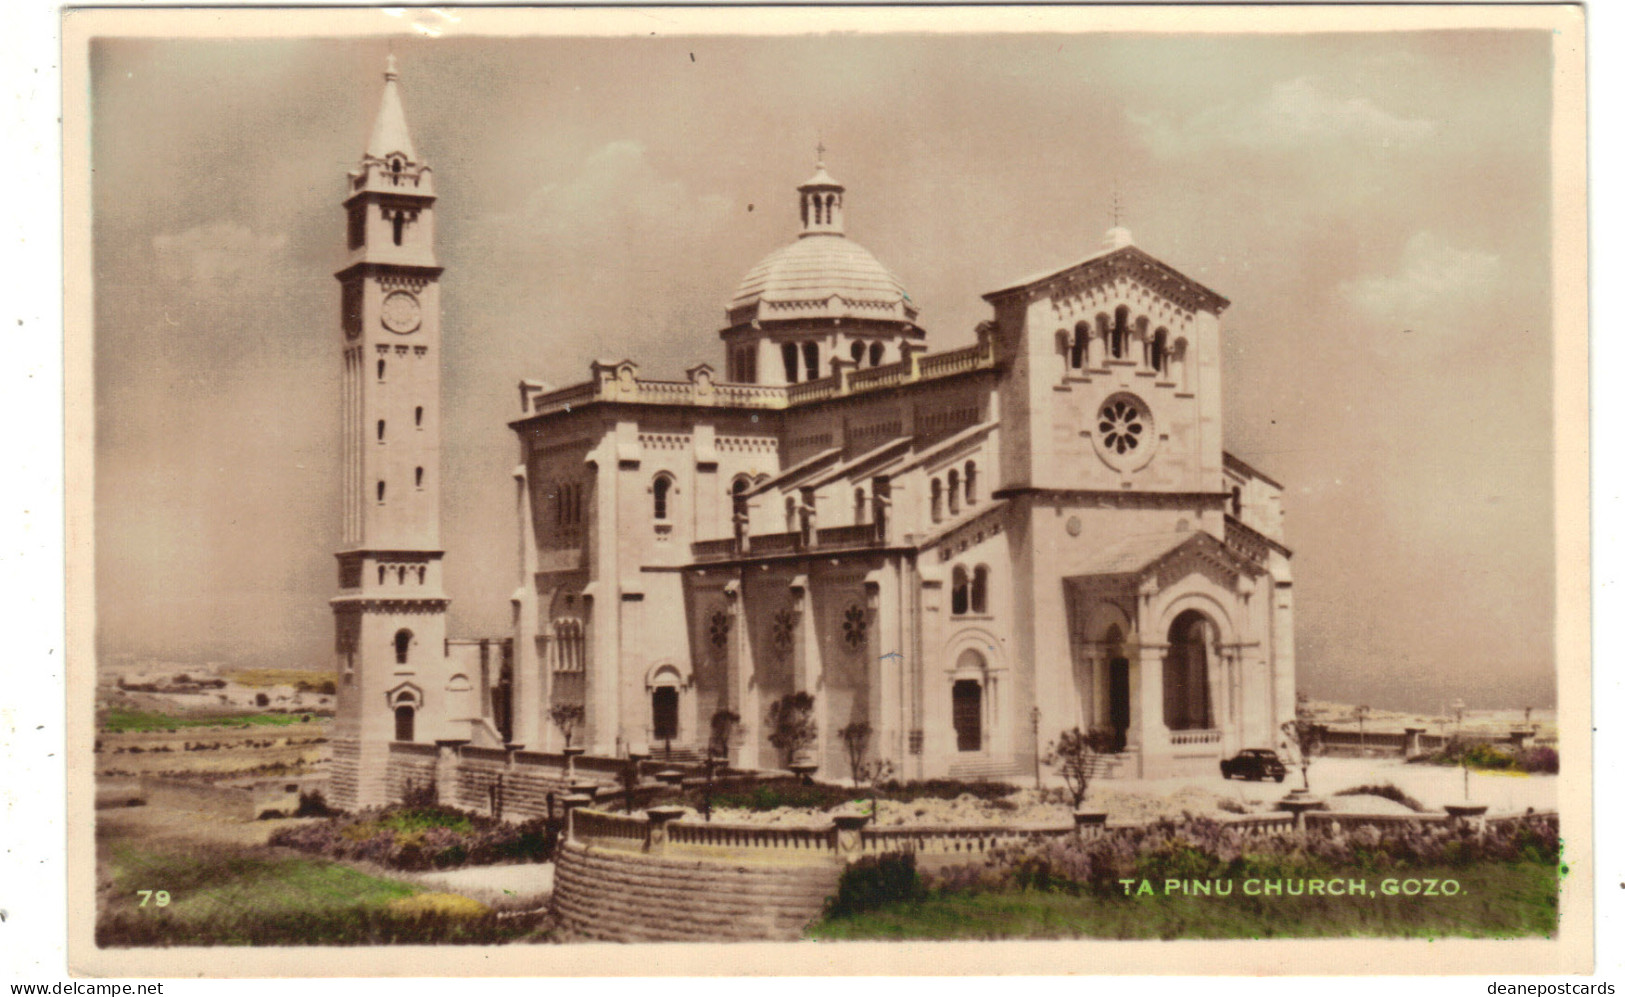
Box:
[367,53,418,162]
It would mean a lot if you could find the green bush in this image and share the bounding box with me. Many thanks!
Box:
[825,852,924,919]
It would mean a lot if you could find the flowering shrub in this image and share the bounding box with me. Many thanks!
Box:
[269,804,559,871]
[920,815,1560,899]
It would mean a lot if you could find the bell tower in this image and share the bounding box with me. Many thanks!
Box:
[329,56,448,811]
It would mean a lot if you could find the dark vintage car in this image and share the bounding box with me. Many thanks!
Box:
[1219,748,1287,782]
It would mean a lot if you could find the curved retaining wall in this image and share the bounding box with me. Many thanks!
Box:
[551,840,840,942]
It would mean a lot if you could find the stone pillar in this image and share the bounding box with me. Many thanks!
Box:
[560,793,593,840]
[645,805,686,855]
[833,814,869,864]
[725,578,759,770]
[1072,809,1108,840]
[434,740,466,807]
[1403,727,1425,760]
[1134,644,1168,765]
[1445,803,1488,837]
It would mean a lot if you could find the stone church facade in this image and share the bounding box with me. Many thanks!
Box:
[329,62,1296,810]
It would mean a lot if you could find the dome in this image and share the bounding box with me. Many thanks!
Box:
[727,235,917,326]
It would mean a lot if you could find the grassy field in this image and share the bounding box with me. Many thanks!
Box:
[808,861,1560,940]
[97,812,546,946]
[222,668,338,689]
[102,709,313,733]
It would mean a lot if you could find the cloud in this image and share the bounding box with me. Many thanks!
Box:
[151,220,288,287]
[497,140,733,261]
[1129,77,1435,156]
[1341,231,1501,328]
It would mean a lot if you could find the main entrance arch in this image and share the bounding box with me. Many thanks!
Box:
[1164,609,1216,731]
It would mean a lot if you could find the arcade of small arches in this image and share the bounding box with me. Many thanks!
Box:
[929,459,980,523]
[1060,303,1187,383]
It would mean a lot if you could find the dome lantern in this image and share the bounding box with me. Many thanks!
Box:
[798,160,845,237]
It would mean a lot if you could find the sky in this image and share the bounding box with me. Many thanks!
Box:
[89,24,1560,712]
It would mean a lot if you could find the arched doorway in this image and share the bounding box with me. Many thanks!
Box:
[652,686,679,742]
[1165,609,1215,730]
[952,680,982,752]
[1101,624,1130,752]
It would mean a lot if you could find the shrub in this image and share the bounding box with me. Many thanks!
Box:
[825,852,924,919]
[767,692,818,772]
[1520,746,1560,774]
[296,790,337,818]
[269,804,560,870]
[1334,783,1427,812]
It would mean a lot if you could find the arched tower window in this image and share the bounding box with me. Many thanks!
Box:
[652,474,673,521]
[851,341,865,364]
[971,565,989,614]
[964,461,978,505]
[869,342,884,367]
[1112,305,1129,359]
[377,419,386,442]
[394,629,413,665]
[391,212,405,247]
[782,342,799,383]
[731,476,751,518]
[394,705,415,742]
[802,341,820,381]
[378,359,386,380]
[1071,321,1088,369]
[415,406,424,428]
[930,478,943,523]
[951,565,970,615]
[415,467,424,488]
[376,480,386,503]
[391,158,403,174]
[1152,327,1169,375]
[947,469,961,516]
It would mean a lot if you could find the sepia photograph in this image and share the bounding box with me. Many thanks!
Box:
[56,4,1589,978]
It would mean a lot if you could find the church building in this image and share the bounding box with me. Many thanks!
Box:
[328,61,1296,810]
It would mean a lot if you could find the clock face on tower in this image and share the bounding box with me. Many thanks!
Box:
[380,290,422,334]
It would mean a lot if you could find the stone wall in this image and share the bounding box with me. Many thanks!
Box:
[385,742,438,801]
[551,839,840,942]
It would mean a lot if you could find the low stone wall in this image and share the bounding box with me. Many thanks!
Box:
[552,839,840,942]
[385,742,437,801]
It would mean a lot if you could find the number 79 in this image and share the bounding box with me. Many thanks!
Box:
[137,890,171,907]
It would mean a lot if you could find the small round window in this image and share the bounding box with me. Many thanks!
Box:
[1098,398,1145,454]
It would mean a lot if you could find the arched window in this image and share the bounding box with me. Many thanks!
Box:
[850,340,865,364]
[1070,321,1087,369]
[391,158,402,174]
[971,565,989,614]
[1135,316,1150,365]
[415,467,424,488]
[377,419,386,442]
[394,629,413,665]
[964,461,978,505]
[1112,305,1129,359]
[802,341,820,381]
[378,358,386,380]
[392,213,405,247]
[377,480,386,503]
[930,478,943,523]
[1231,486,1243,517]
[1152,328,1169,375]
[869,342,884,367]
[415,406,424,428]
[652,475,673,521]
[394,705,415,742]
[378,565,386,585]
[731,476,751,519]
[854,487,867,525]
[947,469,961,516]
[782,342,799,383]
[951,565,969,615]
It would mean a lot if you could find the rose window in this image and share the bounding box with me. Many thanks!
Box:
[771,609,797,654]
[841,604,868,652]
[1097,398,1146,455]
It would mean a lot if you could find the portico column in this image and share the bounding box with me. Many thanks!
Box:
[725,578,758,769]
[1134,643,1169,761]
